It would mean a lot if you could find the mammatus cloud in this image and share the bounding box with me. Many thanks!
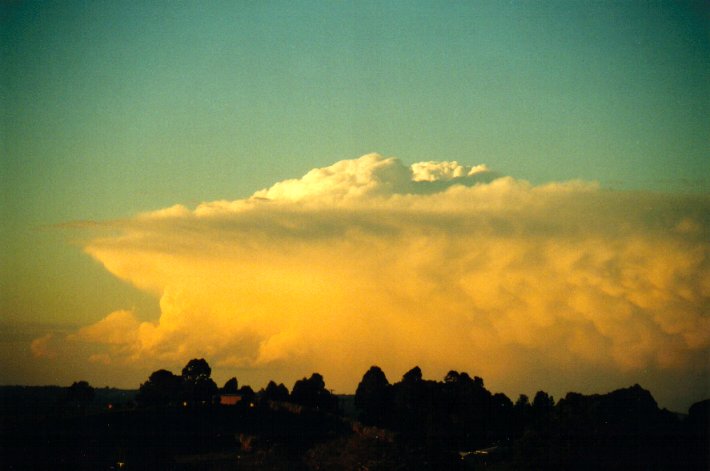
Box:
[39,154,709,407]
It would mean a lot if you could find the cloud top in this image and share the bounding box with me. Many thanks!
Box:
[209,154,499,208]
[39,154,709,409]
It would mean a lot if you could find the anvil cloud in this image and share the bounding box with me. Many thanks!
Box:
[39,154,709,408]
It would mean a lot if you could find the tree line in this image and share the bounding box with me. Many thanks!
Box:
[135,358,338,413]
[352,365,709,469]
[57,359,708,470]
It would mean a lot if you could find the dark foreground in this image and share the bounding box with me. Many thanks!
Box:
[1,383,708,470]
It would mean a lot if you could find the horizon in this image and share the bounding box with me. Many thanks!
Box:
[1,360,698,416]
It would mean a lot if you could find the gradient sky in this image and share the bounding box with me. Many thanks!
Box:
[1,1,708,410]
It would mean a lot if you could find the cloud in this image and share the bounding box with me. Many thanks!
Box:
[31,333,57,359]
[41,154,709,407]
[410,161,490,182]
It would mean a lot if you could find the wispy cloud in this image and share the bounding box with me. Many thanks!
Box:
[37,154,709,407]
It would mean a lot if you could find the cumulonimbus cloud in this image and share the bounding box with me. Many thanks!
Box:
[40,154,710,407]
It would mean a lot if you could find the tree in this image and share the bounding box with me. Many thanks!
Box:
[222,377,239,394]
[66,381,95,404]
[137,369,182,406]
[517,394,530,407]
[291,373,337,412]
[532,390,554,409]
[181,359,217,403]
[182,358,211,382]
[402,366,422,384]
[513,394,532,436]
[531,390,555,431]
[687,398,710,434]
[238,385,256,404]
[490,392,514,440]
[355,366,392,425]
[441,370,491,448]
[444,370,461,383]
[686,399,710,470]
[184,376,218,403]
[392,367,430,435]
[261,381,289,402]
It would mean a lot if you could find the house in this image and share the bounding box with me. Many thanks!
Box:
[218,393,243,406]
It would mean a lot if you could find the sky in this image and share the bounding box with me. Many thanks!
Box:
[1,1,708,411]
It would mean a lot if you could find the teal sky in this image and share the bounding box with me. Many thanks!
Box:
[1,1,708,389]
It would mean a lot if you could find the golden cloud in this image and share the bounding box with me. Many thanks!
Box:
[41,154,710,406]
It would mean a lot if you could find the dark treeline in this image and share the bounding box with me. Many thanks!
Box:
[353,365,709,470]
[1,359,708,470]
[134,358,338,413]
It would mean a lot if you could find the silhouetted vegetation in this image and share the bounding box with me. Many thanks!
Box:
[136,368,182,406]
[221,377,239,393]
[65,380,95,404]
[355,365,392,426]
[290,372,338,413]
[260,380,290,402]
[350,366,708,470]
[182,358,219,404]
[1,359,707,470]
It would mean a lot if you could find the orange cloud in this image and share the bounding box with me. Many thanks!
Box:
[40,154,709,407]
[30,333,57,359]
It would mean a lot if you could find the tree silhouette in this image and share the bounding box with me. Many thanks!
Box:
[440,370,492,448]
[444,370,460,383]
[490,392,514,440]
[66,381,95,404]
[512,393,532,437]
[687,399,710,470]
[181,358,211,382]
[687,398,710,433]
[391,366,428,432]
[402,366,422,384]
[291,373,337,412]
[222,377,239,394]
[181,358,217,403]
[261,381,289,402]
[137,369,182,406]
[9,355,708,471]
[531,390,555,431]
[238,385,256,404]
[354,366,392,426]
